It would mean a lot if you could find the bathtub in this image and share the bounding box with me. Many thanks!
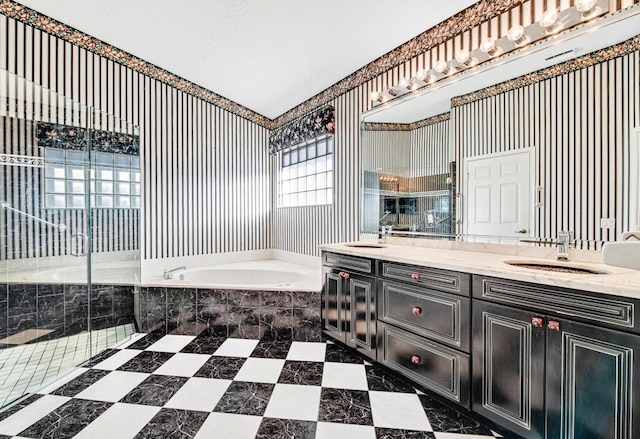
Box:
[7,259,140,285]
[155,259,321,291]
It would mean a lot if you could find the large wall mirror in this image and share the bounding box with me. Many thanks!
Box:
[361,5,640,250]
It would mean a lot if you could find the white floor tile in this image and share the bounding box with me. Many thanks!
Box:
[315,422,376,439]
[321,362,368,390]
[165,377,231,412]
[146,335,196,353]
[194,413,262,439]
[263,383,321,421]
[73,402,160,439]
[92,349,141,371]
[75,371,149,402]
[435,434,497,439]
[36,368,88,394]
[152,353,210,377]
[212,338,259,358]
[285,342,327,362]
[234,358,285,383]
[0,395,70,436]
[369,391,431,431]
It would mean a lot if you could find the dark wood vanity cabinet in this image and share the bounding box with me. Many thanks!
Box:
[377,261,472,407]
[321,253,377,360]
[473,276,640,439]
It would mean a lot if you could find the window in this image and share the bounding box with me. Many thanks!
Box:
[278,134,333,208]
[44,148,140,209]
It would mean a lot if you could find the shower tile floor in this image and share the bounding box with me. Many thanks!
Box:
[0,331,502,439]
[0,324,136,408]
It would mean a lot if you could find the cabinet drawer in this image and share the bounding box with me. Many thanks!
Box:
[380,261,470,296]
[323,252,373,274]
[473,276,640,334]
[379,281,470,352]
[379,322,470,408]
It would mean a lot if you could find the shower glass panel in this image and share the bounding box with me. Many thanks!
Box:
[0,70,139,409]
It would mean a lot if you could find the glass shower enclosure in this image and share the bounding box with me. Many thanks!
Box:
[0,69,141,408]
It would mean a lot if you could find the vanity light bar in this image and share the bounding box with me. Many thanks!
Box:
[369,0,608,106]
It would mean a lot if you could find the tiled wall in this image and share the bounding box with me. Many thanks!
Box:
[140,287,322,342]
[0,283,135,345]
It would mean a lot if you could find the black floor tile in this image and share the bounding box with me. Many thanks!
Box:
[278,361,324,386]
[419,394,495,435]
[51,369,111,397]
[134,408,209,438]
[194,356,246,380]
[318,388,372,425]
[117,351,175,373]
[324,342,364,364]
[120,375,189,406]
[180,335,227,354]
[251,339,292,359]
[19,399,111,438]
[256,417,316,439]
[375,428,437,438]
[366,365,416,393]
[213,381,275,416]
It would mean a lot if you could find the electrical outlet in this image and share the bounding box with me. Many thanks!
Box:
[600,218,615,229]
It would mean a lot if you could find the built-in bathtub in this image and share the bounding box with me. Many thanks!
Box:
[154,259,321,291]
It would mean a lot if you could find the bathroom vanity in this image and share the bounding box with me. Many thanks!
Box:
[320,243,640,439]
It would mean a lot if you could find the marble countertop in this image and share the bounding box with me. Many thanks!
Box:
[319,242,640,299]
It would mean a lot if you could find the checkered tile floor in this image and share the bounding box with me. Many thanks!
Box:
[0,331,502,438]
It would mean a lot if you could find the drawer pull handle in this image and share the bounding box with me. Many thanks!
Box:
[411,273,421,280]
[339,272,351,279]
[412,307,422,316]
[532,317,544,328]
[411,355,421,365]
[548,320,560,332]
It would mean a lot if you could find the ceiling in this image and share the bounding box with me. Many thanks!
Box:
[15,0,477,119]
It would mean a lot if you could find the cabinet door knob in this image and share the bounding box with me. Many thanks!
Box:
[531,317,544,328]
[411,273,421,280]
[411,355,421,365]
[547,320,560,332]
[412,307,422,316]
[343,272,350,279]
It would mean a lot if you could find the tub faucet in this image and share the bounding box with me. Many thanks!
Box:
[163,266,186,280]
[556,231,574,261]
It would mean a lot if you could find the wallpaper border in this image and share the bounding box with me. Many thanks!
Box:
[0,0,525,129]
[362,112,451,132]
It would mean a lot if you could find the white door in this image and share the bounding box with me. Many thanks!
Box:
[465,150,532,237]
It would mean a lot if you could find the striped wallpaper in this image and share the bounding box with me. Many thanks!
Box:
[453,50,640,249]
[0,14,271,260]
[2,0,638,259]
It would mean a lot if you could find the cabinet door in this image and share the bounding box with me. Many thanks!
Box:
[546,318,640,439]
[472,301,546,439]
[346,273,377,360]
[322,269,345,342]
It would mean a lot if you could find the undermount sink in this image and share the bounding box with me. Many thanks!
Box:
[343,242,386,249]
[504,260,609,275]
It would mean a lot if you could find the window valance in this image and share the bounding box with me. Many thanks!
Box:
[269,106,335,154]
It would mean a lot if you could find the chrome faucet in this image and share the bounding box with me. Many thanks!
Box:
[163,266,186,280]
[556,231,574,261]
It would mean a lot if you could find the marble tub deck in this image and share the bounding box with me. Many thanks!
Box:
[0,329,501,439]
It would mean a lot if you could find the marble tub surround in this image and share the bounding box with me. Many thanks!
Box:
[321,241,640,298]
[140,287,322,342]
[0,329,501,439]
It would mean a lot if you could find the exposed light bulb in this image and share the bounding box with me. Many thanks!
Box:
[455,49,476,66]
[369,91,382,102]
[415,69,429,81]
[575,0,600,19]
[386,87,399,97]
[398,77,413,89]
[480,38,499,57]
[507,25,529,46]
[435,60,452,75]
[539,10,560,32]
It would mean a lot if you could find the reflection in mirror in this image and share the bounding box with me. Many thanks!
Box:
[361,5,640,250]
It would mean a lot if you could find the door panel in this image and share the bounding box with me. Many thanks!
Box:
[347,274,376,359]
[322,270,344,341]
[472,301,545,439]
[546,318,640,439]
